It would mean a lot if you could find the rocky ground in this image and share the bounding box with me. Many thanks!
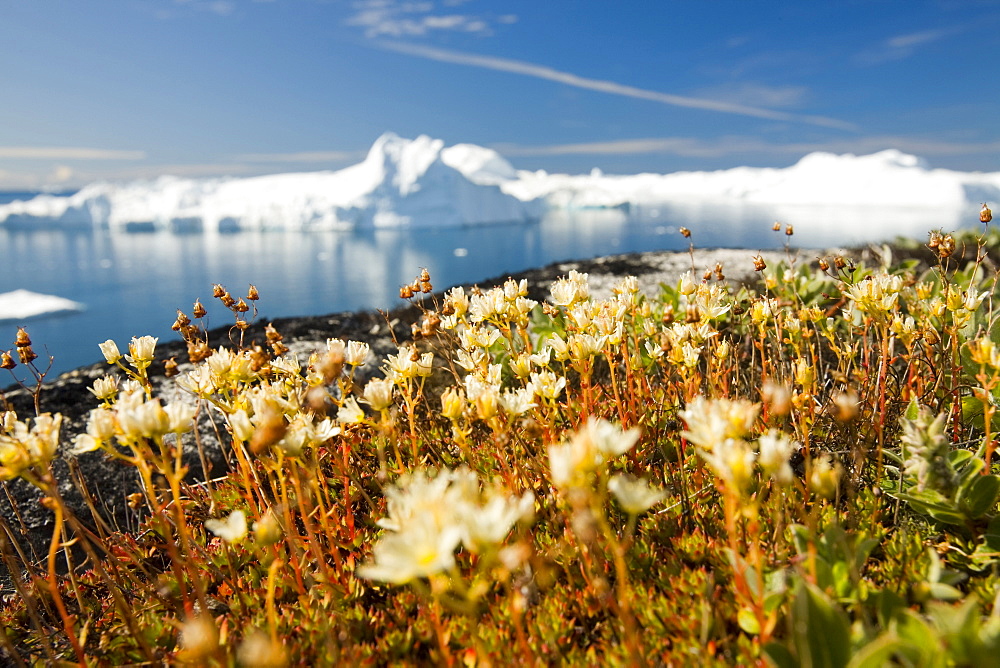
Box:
[0,243,861,590]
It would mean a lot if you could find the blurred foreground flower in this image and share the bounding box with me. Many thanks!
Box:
[205,510,248,543]
[608,474,666,515]
[358,468,533,584]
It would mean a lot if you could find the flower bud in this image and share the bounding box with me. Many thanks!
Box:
[253,508,283,546]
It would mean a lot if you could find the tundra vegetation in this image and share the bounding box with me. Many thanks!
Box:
[2,206,1000,665]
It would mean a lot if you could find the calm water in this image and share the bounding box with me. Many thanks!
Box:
[0,191,975,377]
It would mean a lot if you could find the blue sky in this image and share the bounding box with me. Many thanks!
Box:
[2,0,999,189]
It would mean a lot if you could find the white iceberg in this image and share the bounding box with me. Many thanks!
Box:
[1,134,998,234]
[0,290,85,322]
[503,149,1000,211]
[0,133,540,232]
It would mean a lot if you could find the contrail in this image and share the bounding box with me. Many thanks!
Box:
[377,41,857,131]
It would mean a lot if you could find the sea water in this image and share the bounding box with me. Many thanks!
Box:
[0,193,974,377]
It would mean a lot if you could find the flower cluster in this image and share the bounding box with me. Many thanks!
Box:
[358,468,534,584]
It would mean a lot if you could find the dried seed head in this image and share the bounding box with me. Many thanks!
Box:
[421,312,441,337]
[234,298,249,313]
[193,300,207,318]
[14,328,30,347]
[937,234,955,259]
[772,221,781,231]
[0,351,15,369]
[927,231,942,249]
[221,292,236,308]
[679,227,691,238]
[982,203,993,224]
[752,254,767,272]
[265,324,283,344]
[172,310,191,331]
[833,256,847,270]
[714,262,725,281]
[212,284,225,298]
[247,284,260,301]
[234,319,250,331]
[399,284,414,300]
[420,268,431,283]
[703,268,713,281]
[420,281,433,294]
[187,340,211,364]
[817,257,830,272]
[785,224,794,236]
[318,347,344,385]
[17,346,37,365]
[164,357,179,378]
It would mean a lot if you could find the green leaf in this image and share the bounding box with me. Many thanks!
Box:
[791,581,851,668]
[871,589,907,629]
[847,633,915,668]
[898,491,967,527]
[738,607,761,635]
[763,642,798,668]
[959,474,1000,519]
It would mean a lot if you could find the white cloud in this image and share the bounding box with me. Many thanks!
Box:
[346,0,510,38]
[856,26,963,64]
[0,147,146,160]
[493,136,1000,161]
[180,0,236,15]
[688,82,809,109]
[234,150,362,162]
[377,41,856,130]
[50,166,75,183]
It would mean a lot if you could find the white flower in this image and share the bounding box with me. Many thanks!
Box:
[550,279,578,307]
[70,408,117,455]
[698,438,757,493]
[164,401,197,433]
[608,475,666,515]
[228,409,254,443]
[205,510,248,543]
[680,396,759,452]
[337,397,365,424]
[126,335,158,370]
[499,387,536,416]
[757,430,798,485]
[458,491,535,553]
[528,370,566,400]
[574,416,640,459]
[99,339,122,364]
[345,340,370,366]
[548,418,640,489]
[362,377,394,411]
[88,375,119,401]
[357,522,462,584]
[117,397,170,440]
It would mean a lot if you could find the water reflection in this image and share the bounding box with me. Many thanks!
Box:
[0,203,979,376]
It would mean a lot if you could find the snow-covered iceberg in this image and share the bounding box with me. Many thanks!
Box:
[0,290,85,322]
[503,149,1000,211]
[0,133,540,232]
[1,134,998,232]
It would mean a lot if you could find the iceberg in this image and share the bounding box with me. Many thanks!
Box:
[1,134,998,232]
[503,149,1000,211]
[0,133,540,232]
[0,290,85,322]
